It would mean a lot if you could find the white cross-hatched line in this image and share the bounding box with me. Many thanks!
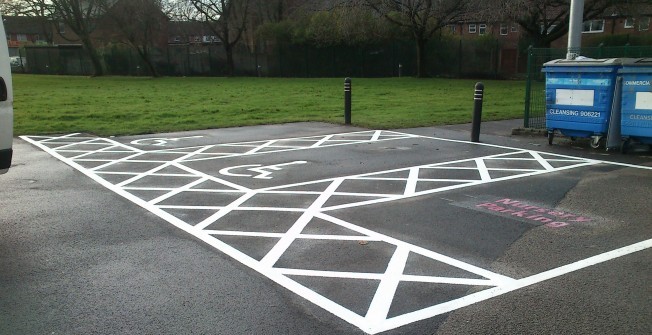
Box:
[115,146,214,187]
[310,134,334,147]
[36,133,84,142]
[404,167,420,195]
[365,246,410,323]
[193,191,258,230]
[370,130,382,141]
[69,144,120,160]
[148,177,209,205]
[475,158,492,181]
[49,138,109,151]
[259,179,344,268]
[21,131,650,335]
[245,140,277,154]
[529,151,556,171]
[275,269,497,286]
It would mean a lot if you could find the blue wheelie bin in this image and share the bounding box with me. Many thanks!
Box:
[542,58,621,148]
[618,58,652,152]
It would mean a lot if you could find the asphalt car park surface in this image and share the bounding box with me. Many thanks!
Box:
[2,121,651,334]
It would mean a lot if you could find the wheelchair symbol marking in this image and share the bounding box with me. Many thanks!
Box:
[219,161,308,179]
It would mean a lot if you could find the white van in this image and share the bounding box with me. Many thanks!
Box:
[0,14,13,174]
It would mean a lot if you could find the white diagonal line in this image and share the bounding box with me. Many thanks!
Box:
[245,140,277,154]
[529,151,555,171]
[372,238,652,334]
[116,146,213,187]
[70,145,119,160]
[205,230,284,238]
[365,246,410,323]
[370,130,382,141]
[49,138,107,151]
[404,167,420,196]
[310,134,334,148]
[194,191,258,230]
[475,158,492,181]
[171,162,251,192]
[148,177,209,205]
[276,268,385,280]
[315,213,514,284]
[259,179,344,268]
[400,275,497,286]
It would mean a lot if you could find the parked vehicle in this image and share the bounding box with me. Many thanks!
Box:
[9,56,26,68]
[0,15,14,174]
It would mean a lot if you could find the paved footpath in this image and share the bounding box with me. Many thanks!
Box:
[1,121,650,334]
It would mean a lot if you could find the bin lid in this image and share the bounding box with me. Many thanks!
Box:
[542,58,622,73]
[618,58,652,73]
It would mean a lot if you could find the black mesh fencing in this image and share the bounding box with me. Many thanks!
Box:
[19,38,509,78]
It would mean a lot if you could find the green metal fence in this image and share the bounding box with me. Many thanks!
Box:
[523,45,652,129]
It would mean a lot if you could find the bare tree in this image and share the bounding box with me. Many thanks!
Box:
[495,0,648,48]
[363,0,471,77]
[189,0,250,77]
[50,0,105,76]
[100,0,167,77]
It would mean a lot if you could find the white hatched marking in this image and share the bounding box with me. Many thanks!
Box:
[404,167,420,195]
[260,179,344,268]
[20,130,652,335]
[475,158,492,181]
[530,151,556,171]
[365,246,410,323]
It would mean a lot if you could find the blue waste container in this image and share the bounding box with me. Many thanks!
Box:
[618,58,652,151]
[542,58,621,147]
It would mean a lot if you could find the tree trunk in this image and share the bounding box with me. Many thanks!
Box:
[136,46,159,77]
[81,36,104,76]
[225,43,235,77]
[415,36,428,78]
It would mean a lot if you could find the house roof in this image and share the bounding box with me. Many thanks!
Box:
[3,16,50,35]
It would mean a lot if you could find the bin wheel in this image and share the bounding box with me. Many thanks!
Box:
[621,139,630,154]
[590,136,604,149]
[547,131,554,145]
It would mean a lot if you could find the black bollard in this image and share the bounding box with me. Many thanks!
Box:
[344,77,352,125]
[471,82,484,142]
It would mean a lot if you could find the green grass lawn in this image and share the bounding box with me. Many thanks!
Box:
[13,74,526,136]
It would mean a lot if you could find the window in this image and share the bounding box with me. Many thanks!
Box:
[639,17,650,31]
[500,24,508,35]
[582,19,604,33]
[58,22,65,34]
[16,34,27,42]
[479,24,487,35]
[624,18,634,29]
[448,24,456,34]
[468,24,476,33]
[511,25,518,32]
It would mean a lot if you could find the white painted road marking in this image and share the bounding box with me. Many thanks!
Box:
[21,131,652,334]
[130,135,204,146]
[219,161,308,179]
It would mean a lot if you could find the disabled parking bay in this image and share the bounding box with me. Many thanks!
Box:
[4,122,652,334]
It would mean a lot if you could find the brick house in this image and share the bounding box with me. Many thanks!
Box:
[3,16,52,56]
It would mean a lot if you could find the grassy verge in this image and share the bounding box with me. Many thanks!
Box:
[13,74,525,136]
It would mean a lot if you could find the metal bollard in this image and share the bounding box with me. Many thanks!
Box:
[471,82,484,142]
[344,77,352,125]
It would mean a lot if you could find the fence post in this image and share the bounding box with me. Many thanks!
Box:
[471,82,484,142]
[523,45,534,128]
[344,78,352,125]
